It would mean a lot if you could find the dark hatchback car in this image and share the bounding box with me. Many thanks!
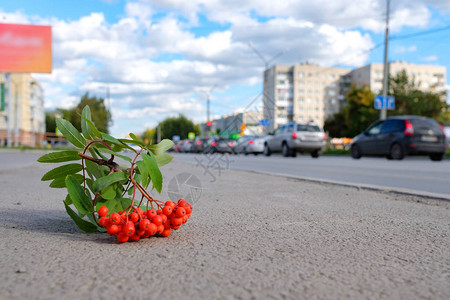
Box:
[351,116,446,161]
[203,137,235,154]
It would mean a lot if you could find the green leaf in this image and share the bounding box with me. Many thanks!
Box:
[147,139,174,155]
[49,174,83,188]
[97,148,132,162]
[81,106,93,140]
[96,197,123,214]
[85,159,102,180]
[65,175,93,215]
[101,184,116,200]
[65,194,72,206]
[120,198,133,210]
[127,186,135,196]
[64,202,98,233]
[155,154,173,167]
[119,138,145,148]
[136,160,149,188]
[102,133,124,148]
[93,147,108,161]
[93,172,128,193]
[81,115,103,139]
[38,151,81,163]
[142,152,163,193]
[129,133,142,142]
[56,118,86,148]
[41,163,83,181]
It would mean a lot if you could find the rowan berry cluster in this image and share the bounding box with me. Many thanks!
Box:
[97,198,192,243]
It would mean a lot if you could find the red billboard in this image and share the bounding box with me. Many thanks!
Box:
[0,23,52,73]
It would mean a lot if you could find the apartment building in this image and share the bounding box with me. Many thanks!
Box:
[201,111,264,137]
[0,73,45,147]
[263,63,349,132]
[264,61,447,131]
[344,61,447,96]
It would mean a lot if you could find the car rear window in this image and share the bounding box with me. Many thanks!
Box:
[410,118,442,134]
[297,124,321,132]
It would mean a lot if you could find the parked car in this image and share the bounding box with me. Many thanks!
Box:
[190,137,210,153]
[173,140,183,152]
[244,135,268,155]
[203,137,235,154]
[264,122,326,158]
[232,135,255,154]
[180,139,194,153]
[350,116,446,161]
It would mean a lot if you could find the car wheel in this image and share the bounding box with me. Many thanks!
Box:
[244,152,249,156]
[253,153,258,156]
[264,144,271,156]
[310,150,319,158]
[390,143,404,160]
[351,144,362,159]
[430,153,444,161]
[282,143,291,157]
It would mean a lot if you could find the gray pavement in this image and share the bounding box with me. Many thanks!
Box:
[0,150,449,299]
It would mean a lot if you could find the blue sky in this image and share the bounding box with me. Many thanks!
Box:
[1,0,449,137]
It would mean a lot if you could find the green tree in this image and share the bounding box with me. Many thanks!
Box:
[153,114,200,141]
[45,112,58,133]
[70,93,111,133]
[388,70,445,119]
[141,128,155,145]
[324,84,378,137]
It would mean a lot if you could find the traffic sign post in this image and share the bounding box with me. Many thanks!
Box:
[375,95,395,110]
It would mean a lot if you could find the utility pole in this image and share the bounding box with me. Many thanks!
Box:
[380,0,391,120]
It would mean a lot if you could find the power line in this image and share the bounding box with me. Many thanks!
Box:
[390,25,450,41]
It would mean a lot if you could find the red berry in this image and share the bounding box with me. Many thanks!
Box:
[110,213,121,225]
[161,229,171,237]
[117,232,129,243]
[106,224,119,235]
[147,223,157,236]
[156,209,163,215]
[98,216,109,228]
[178,198,187,206]
[147,209,157,218]
[98,206,109,217]
[136,229,146,236]
[156,224,164,234]
[171,217,183,227]
[165,201,176,209]
[175,207,186,218]
[139,219,151,231]
[122,222,135,236]
[130,212,139,223]
[162,206,173,216]
[161,214,168,224]
[130,234,140,241]
[152,215,163,226]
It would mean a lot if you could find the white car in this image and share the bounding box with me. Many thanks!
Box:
[264,122,326,158]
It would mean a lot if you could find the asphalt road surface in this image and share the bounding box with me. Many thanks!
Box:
[173,153,450,200]
[0,150,449,299]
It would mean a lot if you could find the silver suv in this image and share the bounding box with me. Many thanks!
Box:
[264,122,326,158]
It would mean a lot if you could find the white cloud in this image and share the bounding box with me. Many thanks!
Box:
[394,45,417,53]
[423,55,438,62]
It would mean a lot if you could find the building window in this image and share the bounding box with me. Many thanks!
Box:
[298,90,304,94]
[298,72,304,78]
[329,90,336,96]
[298,97,304,103]
[298,81,304,86]
[307,98,312,103]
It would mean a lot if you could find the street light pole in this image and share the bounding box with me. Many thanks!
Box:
[380,0,391,120]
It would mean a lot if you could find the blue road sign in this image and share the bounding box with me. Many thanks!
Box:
[258,119,270,127]
[375,95,395,110]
